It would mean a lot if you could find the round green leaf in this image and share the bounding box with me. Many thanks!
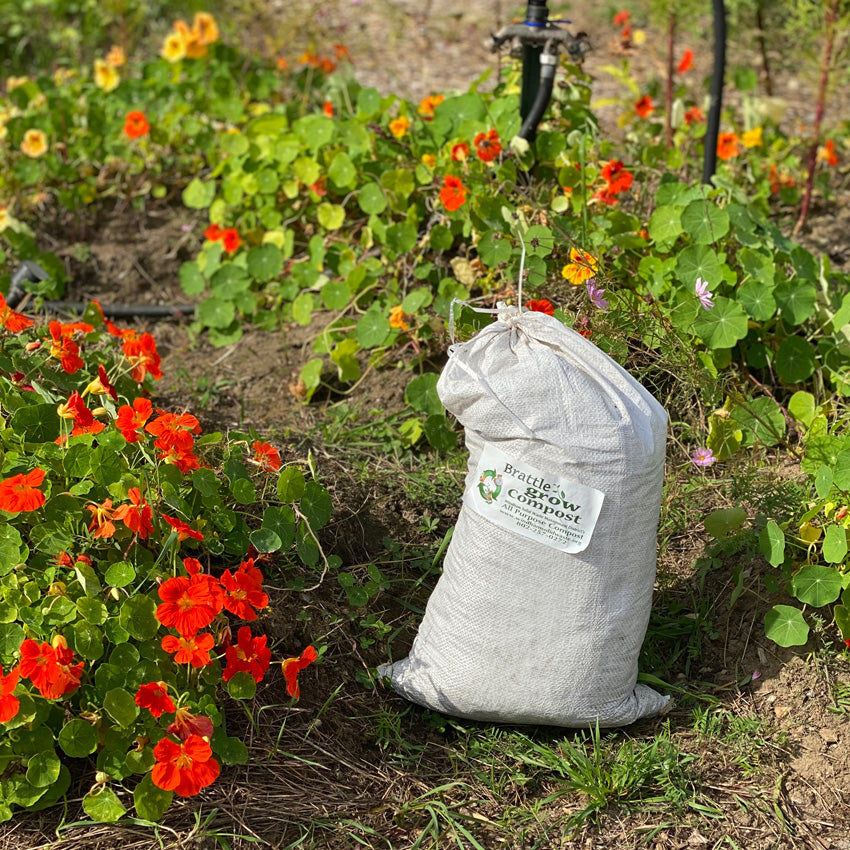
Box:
[211,729,249,765]
[775,336,816,384]
[226,670,257,701]
[317,203,346,231]
[0,623,25,657]
[182,178,216,209]
[26,750,61,788]
[647,206,683,250]
[424,415,458,451]
[196,296,236,330]
[358,182,386,214]
[104,688,139,728]
[834,604,850,640]
[790,565,843,606]
[301,480,333,530]
[788,391,816,428]
[277,468,306,502]
[737,281,776,322]
[231,477,256,505]
[321,278,351,310]
[58,719,98,758]
[134,772,173,822]
[104,561,136,588]
[759,521,786,568]
[119,595,158,641]
[385,222,418,254]
[703,507,747,539]
[83,786,127,823]
[822,525,848,564]
[764,605,810,647]
[692,296,749,349]
[179,261,206,296]
[675,245,724,288]
[262,505,296,549]
[478,231,512,267]
[774,280,816,326]
[246,244,283,283]
[328,152,356,189]
[72,621,104,661]
[250,527,281,553]
[680,199,730,245]
[356,306,391,348]
[731,397,786,447]
[405,373,443,416]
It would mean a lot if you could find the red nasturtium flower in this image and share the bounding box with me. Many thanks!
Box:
[439,175,467,212]
[122,332,162,382]
[613,10,630,26]
[123,110,150,139]
[0,468,46,513]
[818,138,839,166]
[473,129,502,162]
[47,321,85,374]
[281,645,318,699]
[220,228,241,253]
[167,707,214,741]
[161,632,215,667]
[220,558,269,621]
[322,101,334,117]
[525,299,555,316]
[600,159,633,194]
[87,498,115,539]
[450,142,469,161]
[112,487,154,538]
[634,95,654,118]
[19,637,84,699]
[684,106,705,125]
[115,397,153,442]
[716,132,740,161]
[135,681,176,718]
[152,734,220,797]
[204,223,223,241]
[417,93,443,119]
[676,49,694,74]
[0,666,19,722]
[157,573,220,637]
[222,626,271,683]
[252,441,281,471]
[0,293,33,333]
[162,514,204,542]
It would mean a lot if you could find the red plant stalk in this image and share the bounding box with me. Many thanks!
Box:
[665,12,675,148]
[794,0,839,235]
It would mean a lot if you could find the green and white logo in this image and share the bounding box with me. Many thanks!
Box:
[478,469,503,503]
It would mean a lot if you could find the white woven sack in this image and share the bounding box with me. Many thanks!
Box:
[380,306,670,726]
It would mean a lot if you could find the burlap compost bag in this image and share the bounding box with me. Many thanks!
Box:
[379,305,670,726]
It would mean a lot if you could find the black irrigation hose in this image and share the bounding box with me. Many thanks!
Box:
[7,262,196,318]
[519,54,557,141]
[702,0,727,184]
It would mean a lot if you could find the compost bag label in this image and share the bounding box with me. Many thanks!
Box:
[465,443,604,553]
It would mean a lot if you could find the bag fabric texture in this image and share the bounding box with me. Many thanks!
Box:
[379,307,670,727]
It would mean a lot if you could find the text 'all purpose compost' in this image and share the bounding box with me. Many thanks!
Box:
[380,306,670,726]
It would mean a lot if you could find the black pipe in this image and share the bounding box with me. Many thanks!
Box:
[702,0,726,184]
[7,262,196,318]
[519,53,557,141]
[520,0,549,130]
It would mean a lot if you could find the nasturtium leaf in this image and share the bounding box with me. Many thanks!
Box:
[328,151,356,189]
[263,505,296,549]
[179,261,206,296]
[296,522,320,567]
[774,280,816,326]
[11,404,60,443]
[647,206,683,250]
[731,397,785,447]
[196,296,235,329]
[477,231,512,266]
[118,595,158,641]
[358,182,386,215]
[291,292,314,327]
[738,247,775,286]
[764,605,810,647]
[356,306,391,348]
[6,775,48,807]
[227,671,256,700]
[83,786,127,823]
[380,168,415,201]
[822,525,848,564]
[802,435,850,476]
[104,688,140,728]
[815,465,833,500]
[301,480,333,530]
[0,526,23,575]
[736,280,776,322]
[182,178,215,209]
[0,623,24,658]
[58,719,98,757]
[317,203,345,231]
[775,336,816,384]
[250,528,281,553]
[692,296,748,349]
[231,477,255,506]
[277,468,306,503]
[72,621,104,661]
[654,180,703,206]
[430,224,452,251]
[104,561,135,588]
[788,391,816,428]
[385,222,418,254]
[330,338,361,382]
[790,565,843,606]
[405,373,443,416]
[26,750,61,788]
[211,729,249,765]
[833,448,850,491]
[703,507,747,539]
[834,604,850,640]
[293,155,320,185]
[321,278,350,310]
[293,114,334,149]
[424,414,458,451]
[125,747,155,775]
[675,245,724,288]
[245,112,288,137]
[246,243,282,282]
[759,521,786,567]
[402,288,432,313]
[680,199,730,245]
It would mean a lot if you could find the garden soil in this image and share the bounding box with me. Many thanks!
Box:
[5,1,850,847]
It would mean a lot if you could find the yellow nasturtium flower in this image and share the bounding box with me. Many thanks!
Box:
[741,126,763,148]
[160,32,187,62]
[20,128,48,158]
[389,116,410,139]
[93,59,120,92]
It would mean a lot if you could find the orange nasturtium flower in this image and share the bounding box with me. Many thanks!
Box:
[123,111,150,139]
[112,487,154,538]
[684,106,705,125]
[440,175,467,211]
[105,45,126,67]
[634,95,654,118]
[222,626,271,683]
[0,293,34,332]
[252,441,281,471]
[161,632,215,667]
[716,132,740,161]
[473,129,502,163]
[220,559,269,621]
[116,397,153,442]
[192,12,220,45]
[157,575,220,637]
[525,299,555,316]
[20,128,48,158]
[0,667,20,723]
[561,248,599,286]
[87,498,115,539]
[818,139,839,166]
[152,735,220,797]
[417,94,444,119]
[451,142,469,161]
[0,207,9,232]
[389,305,410,331]
[93,59,120,92]
[162,514,204,542]
[0,468,46,513]
[19,637,83,699]
[135,682,176,718]
[84,364,117,400]
[389,116,410,139]
[220,228,241,253]
[676,49,694,74]
[281,645,318,699]
[122,332,162,381]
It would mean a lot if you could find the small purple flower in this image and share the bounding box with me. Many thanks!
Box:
[691,447,716,467]
[585,279,610,312]
[751,670,762,681]
[695,277,714,310]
